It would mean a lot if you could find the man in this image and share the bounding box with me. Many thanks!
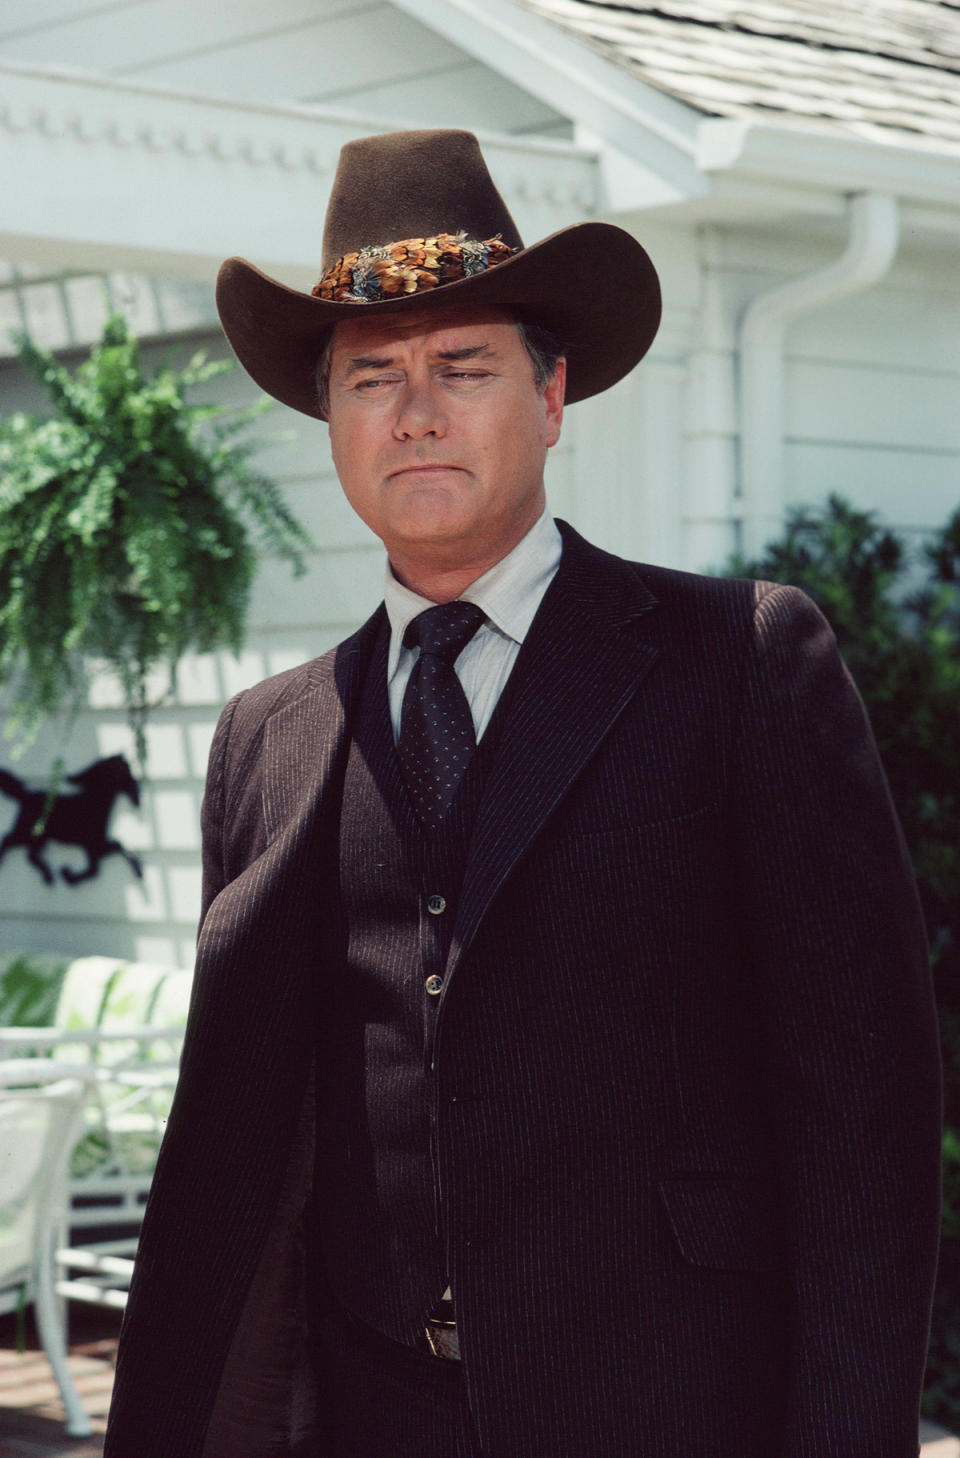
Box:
[105,129,941,1458]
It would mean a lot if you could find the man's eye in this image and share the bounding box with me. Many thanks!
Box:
[445,370,489,382]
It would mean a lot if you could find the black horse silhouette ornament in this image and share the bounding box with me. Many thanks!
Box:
[0,755,143,885]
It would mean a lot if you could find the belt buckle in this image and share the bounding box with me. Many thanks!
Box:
[425,1316,460,1361]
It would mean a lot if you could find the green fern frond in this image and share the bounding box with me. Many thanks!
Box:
[0,312,313,770]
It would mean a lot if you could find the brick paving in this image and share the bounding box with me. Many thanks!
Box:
[0,1308,118,1456]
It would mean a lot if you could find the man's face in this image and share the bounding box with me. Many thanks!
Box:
[326,304,565,576]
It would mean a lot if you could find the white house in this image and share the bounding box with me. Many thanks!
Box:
[0,0,958,964]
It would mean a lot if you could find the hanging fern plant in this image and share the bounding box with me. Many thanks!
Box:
[0,313,311,770]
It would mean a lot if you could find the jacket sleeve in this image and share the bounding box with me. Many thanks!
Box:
[198,692,242,931]
[730,583,941,1458]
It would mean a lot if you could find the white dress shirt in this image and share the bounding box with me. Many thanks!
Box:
[383,510,563,742]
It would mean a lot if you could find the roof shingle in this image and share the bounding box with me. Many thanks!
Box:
[515,0,960,148]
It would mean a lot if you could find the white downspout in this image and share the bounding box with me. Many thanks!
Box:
[738,191,900,559]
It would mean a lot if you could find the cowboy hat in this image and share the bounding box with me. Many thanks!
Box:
[216,128,661,420]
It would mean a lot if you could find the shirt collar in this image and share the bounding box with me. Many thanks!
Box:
[384,511,563,678]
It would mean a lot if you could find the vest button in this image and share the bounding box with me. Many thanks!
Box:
[427,894,447,915]
[425,975,444,997]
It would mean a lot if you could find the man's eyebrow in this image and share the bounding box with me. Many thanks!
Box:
[343,354,395,377]
[342,343,497,377]
[435,344,496,362]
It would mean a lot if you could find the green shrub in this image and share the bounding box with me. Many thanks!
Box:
[0,952,70,1026]
[722,494,960,1431]
[0,314,312,767]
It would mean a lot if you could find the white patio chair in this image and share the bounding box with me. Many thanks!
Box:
[55,1236,136,1310]
[0,1059,97,1437]
[0,1025,183,1228]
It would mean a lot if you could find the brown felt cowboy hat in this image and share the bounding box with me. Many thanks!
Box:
[216,128,661,420]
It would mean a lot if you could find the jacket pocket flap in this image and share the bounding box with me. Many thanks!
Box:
[657,1175,782,1272]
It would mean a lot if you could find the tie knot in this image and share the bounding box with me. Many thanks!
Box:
[404,602,485,663]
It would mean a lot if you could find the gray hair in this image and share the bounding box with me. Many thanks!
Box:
[314,315,564,416]
[516,319,565,393]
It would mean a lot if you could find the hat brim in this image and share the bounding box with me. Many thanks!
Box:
[216,221,661,420]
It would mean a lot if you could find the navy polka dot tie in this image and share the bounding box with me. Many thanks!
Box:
[398,601,486,835]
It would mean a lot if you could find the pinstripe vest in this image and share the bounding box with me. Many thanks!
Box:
[316,617,506,1347]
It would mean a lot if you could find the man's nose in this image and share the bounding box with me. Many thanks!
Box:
[392,379,448,439]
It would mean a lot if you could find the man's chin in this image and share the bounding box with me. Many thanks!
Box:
[386,492,477,539]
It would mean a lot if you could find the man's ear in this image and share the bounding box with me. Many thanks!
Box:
[545,358,566,448]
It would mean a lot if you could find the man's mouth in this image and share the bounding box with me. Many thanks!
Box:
[388,464,464,479]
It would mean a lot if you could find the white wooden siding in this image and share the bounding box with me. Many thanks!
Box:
[613,220,960,569]
[733,233,960,539]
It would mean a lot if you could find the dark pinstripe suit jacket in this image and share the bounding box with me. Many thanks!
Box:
[105,522,941,1458]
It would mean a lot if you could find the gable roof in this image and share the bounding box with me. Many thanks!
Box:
[514,0,960,150]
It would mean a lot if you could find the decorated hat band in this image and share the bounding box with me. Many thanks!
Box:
[312,231,515,304]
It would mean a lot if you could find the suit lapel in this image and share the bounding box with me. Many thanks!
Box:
[255,530,660,973]
[261,606,385,844]
[450,524,661,976]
